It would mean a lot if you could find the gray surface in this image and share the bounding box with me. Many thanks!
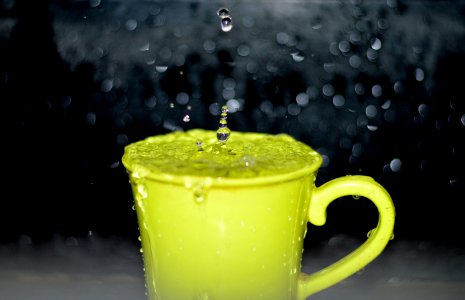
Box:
[1,235,464,300]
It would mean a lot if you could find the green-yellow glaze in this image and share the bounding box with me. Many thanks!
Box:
[122,129,395,300]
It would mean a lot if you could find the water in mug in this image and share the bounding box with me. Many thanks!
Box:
[123,129,321,180]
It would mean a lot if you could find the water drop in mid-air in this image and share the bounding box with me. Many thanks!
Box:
[217,8,230,18]
[217,105,231,142]
[217,8,233,32]
[221,17,233,32]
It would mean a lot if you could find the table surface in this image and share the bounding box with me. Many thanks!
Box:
[1,235,464,300]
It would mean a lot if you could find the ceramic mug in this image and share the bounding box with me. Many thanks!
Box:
[122,129,395,300]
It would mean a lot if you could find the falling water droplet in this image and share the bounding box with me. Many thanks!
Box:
[217,105,231,142]
[183,114,191,122]
[217,8,233,32]
[290,52,305,62]
[221,17,233,32]
[217,8,230,18]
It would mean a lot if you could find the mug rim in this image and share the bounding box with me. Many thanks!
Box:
[124,158,322,187]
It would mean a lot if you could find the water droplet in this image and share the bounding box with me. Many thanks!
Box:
[415,68,425,81]
[216,105,231,142]
[349,55,361,68]
[449,178,458,186]
[418,104,429,118]
[176,92,190,105]
[132,204,136,210]
[365,104,378,119]
[217,8,230,18]
[333,94,345,107]
[353,195,361,200]
[337,41,350,54]
[390,158,402,172]
[221,17,233,32]
[194,191,204,203]
[237,44,250,57]
[125,19,138,31]
[322,84,335,97]
[196,139,203,151]
[372,84,383,98]
[217,127,231,142]
[139,248,144,253]
[217,7,233,32]
[155,66,168,72]
[137,184,148,200]
[381,100,391,109]
[193,183,208,203]
[354,82,365,95]
[296,93,309,106]
[367,228,376,238]
[138,236,142,241]
[370,37,382,50]
[290,52,305,62]
[182,114,190,122]
[89,0,101,8]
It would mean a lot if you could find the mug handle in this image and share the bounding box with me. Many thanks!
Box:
[297,175,395,299]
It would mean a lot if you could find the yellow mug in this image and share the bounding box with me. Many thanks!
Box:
[122,129,395,300]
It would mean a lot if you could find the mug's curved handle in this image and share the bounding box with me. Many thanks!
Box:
[297,175,395,299]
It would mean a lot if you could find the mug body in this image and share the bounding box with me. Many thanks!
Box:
[129,171,316,300]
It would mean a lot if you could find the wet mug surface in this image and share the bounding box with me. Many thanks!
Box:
[122,129,395,300]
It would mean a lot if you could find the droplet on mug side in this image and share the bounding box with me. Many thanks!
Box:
[193,184,207,203]
[134,181,148,211]
[367,228,376,238]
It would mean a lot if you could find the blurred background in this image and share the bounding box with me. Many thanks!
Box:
[0,0,464,299]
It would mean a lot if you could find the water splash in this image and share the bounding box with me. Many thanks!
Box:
[216,105,231,142]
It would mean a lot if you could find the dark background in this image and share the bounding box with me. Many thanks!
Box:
[0,0,464,248]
